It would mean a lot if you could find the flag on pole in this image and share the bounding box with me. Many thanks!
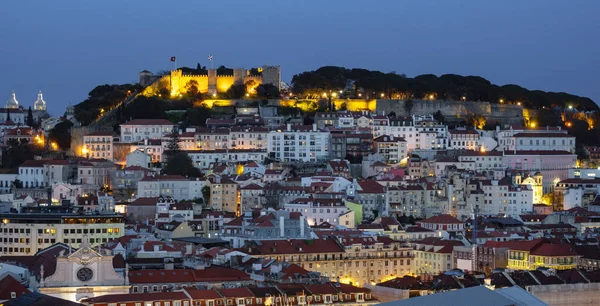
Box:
[208,55,213,61]
[170,56,176,62]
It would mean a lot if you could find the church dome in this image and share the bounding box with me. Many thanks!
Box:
[6,90,19,108]
[34,90,47,111]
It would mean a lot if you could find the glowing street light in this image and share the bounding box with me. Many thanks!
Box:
[358,93,362,97]
[212,93,217,98]
[499,99,504,103]
[381,93,385,98]
[568,105,573,109]
[429,94,435,100]
[530,122,536,128]
[245,93,249,97]
[461,96,466,101]
[517,102,521,106]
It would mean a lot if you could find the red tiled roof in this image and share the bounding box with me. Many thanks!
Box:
[83,292,188,304]
[243,238,344,255]
[418,214,463,224]
[130,197,158,206]
[128,267,250,284]
[140,241,180,252]
[219,287,254,298]
[531,243,578,257]
[185,288,223,300]
[0,275,30,300]
[357,180,385,193]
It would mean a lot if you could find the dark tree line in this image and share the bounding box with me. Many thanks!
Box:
[74,84,141,126]
[291,66,598,111]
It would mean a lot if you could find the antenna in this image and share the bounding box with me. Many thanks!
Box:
[472,204,480,272]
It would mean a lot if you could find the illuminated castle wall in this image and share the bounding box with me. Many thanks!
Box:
[141,66,280,97]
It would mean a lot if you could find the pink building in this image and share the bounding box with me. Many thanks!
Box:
[503,150,577,193]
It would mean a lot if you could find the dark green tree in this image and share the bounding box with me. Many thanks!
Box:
[26,107,34,127]
[48,120,74,150]
[165,128,181,155]
[163,152,201,177]
[11,179,23,189]
[226,84,246,99]
[185,80,199,97]
[201,186,211,206]
[6,109,10,122]
[255,84,280,99]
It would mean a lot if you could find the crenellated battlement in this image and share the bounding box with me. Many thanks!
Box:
[140,65,281,97]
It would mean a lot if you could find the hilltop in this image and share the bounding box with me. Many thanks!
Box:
[291,66,598,111]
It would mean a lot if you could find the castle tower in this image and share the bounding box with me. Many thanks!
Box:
[170,69,183,96]
[34,90,47,111]
[233,68,246,86]
[208,69,217,95]
[139,70,155,87]
[6,90,19,108]
[261,66,281,90]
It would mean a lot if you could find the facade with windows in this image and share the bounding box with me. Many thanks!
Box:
[0,213,124,256]
[83,131,114,160]
[268,124,330,162]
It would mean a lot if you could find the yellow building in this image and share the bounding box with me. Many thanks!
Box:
[507,239,579,271]
[241,236,414,287]
[209,176,240,215]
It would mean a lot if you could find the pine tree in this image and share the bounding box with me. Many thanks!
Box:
[165,127,181,155]
[26,107,34,127]
[6,109,10,122]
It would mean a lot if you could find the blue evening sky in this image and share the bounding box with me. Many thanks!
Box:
[1,1,598,116]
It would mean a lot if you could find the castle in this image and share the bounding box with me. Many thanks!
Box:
[140,66,281,97]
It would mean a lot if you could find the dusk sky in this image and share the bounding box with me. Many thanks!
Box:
[1,1,599,116]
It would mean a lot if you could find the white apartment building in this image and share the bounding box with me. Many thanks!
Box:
[511,133,576,153]
[18,160,47,188]
[0,213,124,256]
[195,128,230,150]
[187,149,268,169]
[480,180,534,217]
[120,119,174,142]
[373,135,408,164]
[43,160,71,186]
[284,197,354,227]
[130,139,163,163]
[83,131,114,160]
[229,126,268,150]
[413,116,448,150]
[496,126,566,151]
[76,160,113,187]
[161,131,196,152]
[137,175,205,201]
[449,129,481,150]
[457,151,504,171]
[268,124,330,162]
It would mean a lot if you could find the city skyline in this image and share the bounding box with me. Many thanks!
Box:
[2,1,599,115]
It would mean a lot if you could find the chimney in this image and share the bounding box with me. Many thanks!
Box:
[312,123,317,131]
[300,215,305,237]
[287,123,291,132]
[144,138,148,146]
[280,216,285,237]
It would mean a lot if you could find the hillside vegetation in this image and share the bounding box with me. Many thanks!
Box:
[291,66,598,111]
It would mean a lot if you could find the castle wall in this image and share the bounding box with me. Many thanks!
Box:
[376,99,526,125]
[216,76,235,93]
[141,67,281,97]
